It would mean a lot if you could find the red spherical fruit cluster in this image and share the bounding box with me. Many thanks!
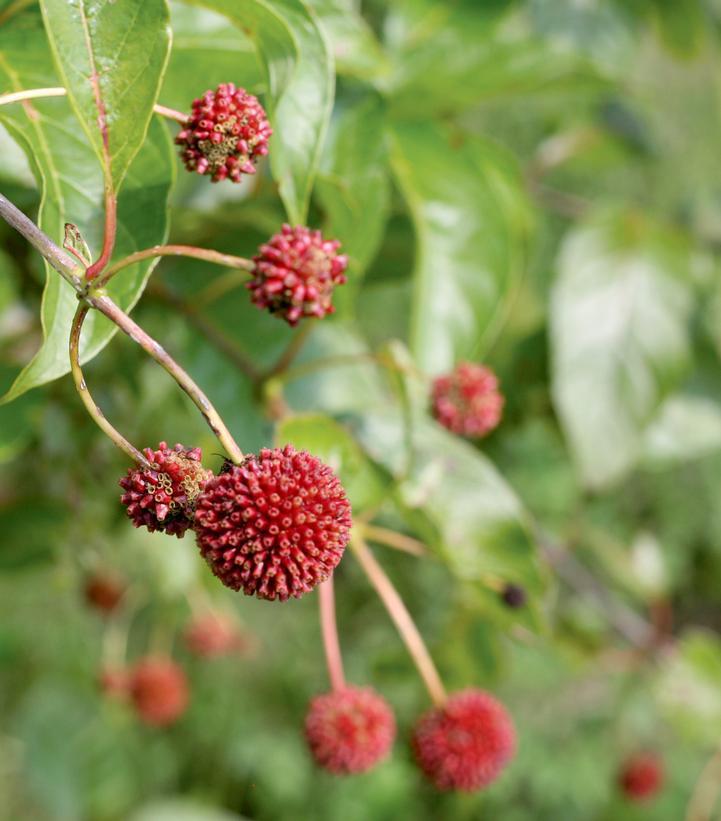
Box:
[184,612,247,659]
[194,445,351,601]
[84,572,126,614]
[431,362,504,438]
[128,657,189,727]
[305,687,396,775]
[175,83,272,183]
[247,224,348,325]
[619,753,664,802]
[412,689,516,791]
[119,442,212,538]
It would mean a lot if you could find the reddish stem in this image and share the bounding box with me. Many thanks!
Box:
[86,186,116,280]
[319,578,345,691]
[351,533,447,706]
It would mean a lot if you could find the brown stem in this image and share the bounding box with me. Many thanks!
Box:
[96,244,255,290]
[0,193,244,464]
[362,524,427,557]
[351,532,447,706]
[69,304,148,466]
[319,578,345,691]
[91,294,244,463]
[153,103,189,124]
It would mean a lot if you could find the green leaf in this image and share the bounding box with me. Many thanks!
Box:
[308,0,389,80]
[642,395,721,466]
[316,96,390,311]
[390,124,529,374]
[190,0,334,224]
[0,7,174,401]
[39,0,171,190]
[353,411,546,630]
[550,211,694,489]
[130,801,248,821]
[656,629,721,745]
[276,412,391,513]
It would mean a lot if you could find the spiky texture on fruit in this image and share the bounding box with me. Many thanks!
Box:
[119,442,212,538]
[305,687,396,775]
[619,753,664,801]
[412,689,516,791]
[183,612,247,658]
[431,362,504,438]
[128,657,189,727]
[194,445,351,601]
[247,224,348,325]
[84,572,126,614]
[175,83,271,183]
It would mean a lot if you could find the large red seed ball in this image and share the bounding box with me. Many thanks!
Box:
[247,224,348,325]
[175,83,272,183]
[128,656,189,727]
[119,442,212,538]
[412,689,516,791]
[305,687,396,775]
[194,445,352,601]
[619,753,664,801]
[431,362,504,438]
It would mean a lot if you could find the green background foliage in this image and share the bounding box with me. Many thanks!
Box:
[0,0,720,818]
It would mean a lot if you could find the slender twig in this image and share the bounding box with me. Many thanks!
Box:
[92,294,244,463]
[69,304,148,466]
[96,244,254,290]
[0,86,67,107]
[146,281,261,382]
[362,524,427,557]
[0,193,244,464]
[0,193,84,288]
[319,578,345,691]
[152,103,189,124]
[0,86,187,128]
[263,322,314,380]
[686,740,721,821]
[351,532,447,706]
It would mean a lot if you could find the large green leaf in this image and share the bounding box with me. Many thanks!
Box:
[352,410,546,630]
[316,96,390,312]
[390,124,530,374]
[550,211,694,489]
[189,0,334,224]
[0,8,174,402]
[39,0,171,190]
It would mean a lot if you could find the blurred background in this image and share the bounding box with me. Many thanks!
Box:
[1,0,721,818]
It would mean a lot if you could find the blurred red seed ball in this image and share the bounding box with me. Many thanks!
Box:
[619,753,664,801]
[128,656,189,727]
[183,611,250,659]
[84,572,126,615]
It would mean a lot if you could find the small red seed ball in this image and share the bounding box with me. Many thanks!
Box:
[183,612,247,659]
[194,445,352,602]
[412,689,516,791]
[175,82,272,183]
[119,442,212,538]
[619,753,664,802]
[128,657,189,727]
[431,362,504,438]
[84,572,126,615]
[305,687,396,775]
[247,224,348,325]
